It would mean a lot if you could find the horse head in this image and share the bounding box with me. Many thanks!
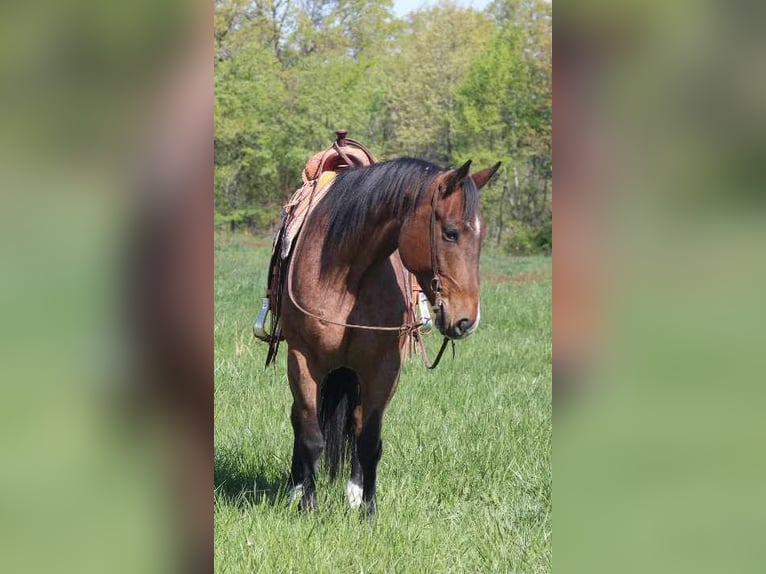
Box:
[399,160,501,340]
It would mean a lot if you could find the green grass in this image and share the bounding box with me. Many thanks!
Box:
[214,233,551,573]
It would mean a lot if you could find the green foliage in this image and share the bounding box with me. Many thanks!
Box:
[536,208,552,253]
[214,0,552,241]
[383,5,492,163]
[455,0,552,244]
[505,211,552,256]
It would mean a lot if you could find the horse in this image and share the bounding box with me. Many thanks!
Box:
[280,157,500,516]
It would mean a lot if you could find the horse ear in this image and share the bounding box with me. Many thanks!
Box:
[443,160,472,195]
[472,162,502,190]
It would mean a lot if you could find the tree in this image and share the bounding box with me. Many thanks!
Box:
[384,2,492,163]
[213,0,552,250]
[455,0,551,247]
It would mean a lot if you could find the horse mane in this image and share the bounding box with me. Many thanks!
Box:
[312,157,480,268]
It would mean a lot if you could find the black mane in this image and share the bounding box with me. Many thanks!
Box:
[312,157,479,264]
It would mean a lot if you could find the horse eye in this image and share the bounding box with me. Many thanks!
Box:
[443,228,459,242]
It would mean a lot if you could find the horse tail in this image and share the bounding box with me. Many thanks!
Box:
[318,367,360,482]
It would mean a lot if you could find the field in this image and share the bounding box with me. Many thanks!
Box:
[214,233,552,573]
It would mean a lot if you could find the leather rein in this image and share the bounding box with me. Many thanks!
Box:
[285,180,452,369]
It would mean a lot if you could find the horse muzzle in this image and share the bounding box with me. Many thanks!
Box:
[434,302,480,340]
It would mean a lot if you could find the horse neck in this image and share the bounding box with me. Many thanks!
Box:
[298,207,404,295]
[333,216,402,290]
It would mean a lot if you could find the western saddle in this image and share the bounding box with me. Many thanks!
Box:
[254,130,378,363]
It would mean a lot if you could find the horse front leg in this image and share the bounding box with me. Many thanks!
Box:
[357,408,384,518]
[287,349,324,511]
[356,355,401,518]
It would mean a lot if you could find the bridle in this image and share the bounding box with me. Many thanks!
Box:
[428,179,445,328]
[285,178,453,369]
[422,181,453,368]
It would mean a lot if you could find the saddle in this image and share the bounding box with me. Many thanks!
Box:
[302,130,376,184]
[254,131,377,363]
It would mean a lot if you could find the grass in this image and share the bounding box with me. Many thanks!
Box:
[214,232,551,573]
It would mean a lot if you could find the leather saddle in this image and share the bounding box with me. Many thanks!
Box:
[254,131,377,362]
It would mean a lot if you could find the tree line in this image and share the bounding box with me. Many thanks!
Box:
[215,0,551,253]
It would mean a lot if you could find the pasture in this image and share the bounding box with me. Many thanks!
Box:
[214,233,551,573]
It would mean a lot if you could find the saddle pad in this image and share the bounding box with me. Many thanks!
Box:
[280,171,337,259]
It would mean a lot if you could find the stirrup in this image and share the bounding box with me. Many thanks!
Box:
[417,292,433,335]
[253,297,272,342]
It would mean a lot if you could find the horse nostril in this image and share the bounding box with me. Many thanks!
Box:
[455,318,472,336]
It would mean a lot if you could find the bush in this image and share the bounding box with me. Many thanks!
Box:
[505,227,535,255]
[504,214,551,256]
[534,211,552,254]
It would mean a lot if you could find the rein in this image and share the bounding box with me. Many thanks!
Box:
[285,182,452,369]
[426,180,452,369]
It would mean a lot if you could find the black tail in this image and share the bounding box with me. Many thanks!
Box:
[318,368,360,482]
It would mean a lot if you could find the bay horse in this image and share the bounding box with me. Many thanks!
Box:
[280,157,500,516]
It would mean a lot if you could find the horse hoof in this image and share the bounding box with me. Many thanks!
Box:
[287,483,303,504]
[363,499,376,521]
[298,492,318,512]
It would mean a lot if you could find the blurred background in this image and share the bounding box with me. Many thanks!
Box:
[555,1,766,572]
[0,0,764,572]
[0,0,211,572]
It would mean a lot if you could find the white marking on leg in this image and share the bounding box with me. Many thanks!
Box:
[346,480,363,509]
[287,483,303,503]
[474,215,481,235]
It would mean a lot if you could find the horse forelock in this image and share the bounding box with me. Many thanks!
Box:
[434,171,482,236]
[458,175,480,222]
